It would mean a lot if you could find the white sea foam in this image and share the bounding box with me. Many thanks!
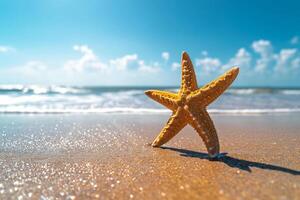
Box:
[0,85,299,115]
[280,90,300,95]
[0,107,169,114]
[209,108,300,114]
[0,106,299,114]
[0,84,24,90]
[226,88,257,95]
[227,88,300,95]
[49,85,84,94]
[0,84,85,94]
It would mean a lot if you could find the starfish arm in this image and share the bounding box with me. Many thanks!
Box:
[179,52,198,94]
[145,90,178,111]
[191,67,239,107]
[152,108,187,147]
[187,108,220,157]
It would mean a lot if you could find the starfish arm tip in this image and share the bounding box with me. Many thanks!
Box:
[229,66,240,80]
[231,66,240,74]
[151,141,160,147]
[144,90,159,98]
[181,51,190,61]
[144,90,151,96]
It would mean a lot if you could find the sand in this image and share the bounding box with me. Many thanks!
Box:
[0,113,299,199]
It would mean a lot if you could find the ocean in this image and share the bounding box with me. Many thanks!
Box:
[0,85,299,114]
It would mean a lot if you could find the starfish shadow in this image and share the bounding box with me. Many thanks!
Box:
[160,146,300,175]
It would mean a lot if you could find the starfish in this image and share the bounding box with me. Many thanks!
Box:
[145,52,239,157]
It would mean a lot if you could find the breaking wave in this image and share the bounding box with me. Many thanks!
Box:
[0,107,299,114]
[0,85,85,95]
[0,85,299,115]
[0,85,300,95]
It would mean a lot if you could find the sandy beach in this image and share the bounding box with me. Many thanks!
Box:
[0,113,299,199]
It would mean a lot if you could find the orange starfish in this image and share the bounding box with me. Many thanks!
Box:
[145,52,239,157]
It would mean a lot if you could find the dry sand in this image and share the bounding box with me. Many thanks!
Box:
[0,113,299,199]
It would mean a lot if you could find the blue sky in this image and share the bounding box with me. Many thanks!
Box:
[0,0,300,86]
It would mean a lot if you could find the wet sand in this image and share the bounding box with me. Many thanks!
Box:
[0,113,299,199]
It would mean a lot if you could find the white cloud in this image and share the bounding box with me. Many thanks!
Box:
[252,40,274,72]
[195,57,222,73]
[161,52,170,61]
[201,50,208,56]
[251,40,300,73]
[274,49,297,72]
[290,36,299,45]
[9,60,48,77]
[171,62,180,71]
[110,54,160,73]
[3,39,299,86]
[0,45,14,53]
[64,45,107,72]
[64,45,162,74]
[138,60,161,73]
[222,48,251,70]
[22,61,47,71]
[109,54,138,71]
[252,40,272,56]
[195,40,300,74]
[292,57,300,69]
[0,46,9,53]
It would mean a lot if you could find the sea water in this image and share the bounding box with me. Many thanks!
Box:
[0,85,299,114]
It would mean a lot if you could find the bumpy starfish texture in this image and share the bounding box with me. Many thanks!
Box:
[145,52,239,157]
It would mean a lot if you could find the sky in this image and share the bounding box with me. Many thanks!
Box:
[0,0,300,87]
